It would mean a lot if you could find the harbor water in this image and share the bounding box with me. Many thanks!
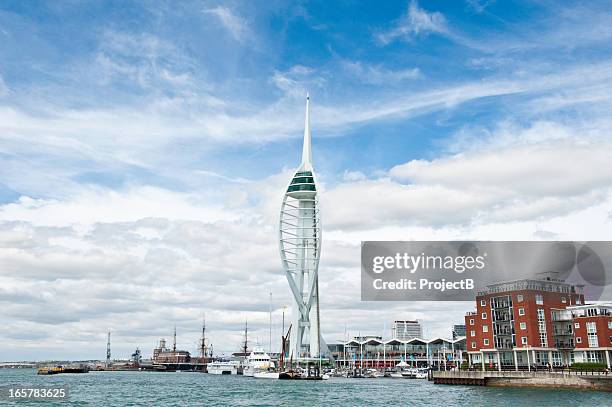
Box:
[1,369,610,406]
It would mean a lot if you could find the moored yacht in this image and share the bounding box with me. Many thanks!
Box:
[207,360,240,375]
[243,347,275,377]
[254,371,280,379]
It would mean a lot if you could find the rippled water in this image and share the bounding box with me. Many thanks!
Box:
[1,369,610,406]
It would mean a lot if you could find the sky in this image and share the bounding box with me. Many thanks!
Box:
[1,0,612,361]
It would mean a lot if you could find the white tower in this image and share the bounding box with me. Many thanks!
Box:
[279,94,323,360]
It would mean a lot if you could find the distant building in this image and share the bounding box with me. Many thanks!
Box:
[464,277,612,369]
[152,338,191,364]
[352,335,382,342]
[452,324,466,340]
[392,320,423,340]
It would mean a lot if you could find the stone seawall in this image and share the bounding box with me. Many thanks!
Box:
[432,371,612,391]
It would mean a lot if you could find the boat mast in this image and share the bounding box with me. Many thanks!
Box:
[200,315,207,360]
[269,290,272,354]
[242,320,249,355]
[316,279,321,373]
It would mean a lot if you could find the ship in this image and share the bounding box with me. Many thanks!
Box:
[243,347,275,377]
[151,328,194,371]
[206,360,241,375]
[37,365,89,375]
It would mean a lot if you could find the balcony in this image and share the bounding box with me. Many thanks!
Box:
[555,341,575,349]
[495,341,514,350]
[551,310,572,321]
[493,314,511,322]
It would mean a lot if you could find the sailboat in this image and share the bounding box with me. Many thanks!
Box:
[253,291,280,379]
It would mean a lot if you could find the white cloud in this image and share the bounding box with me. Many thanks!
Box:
[203,6,250,42]
[3,58,612,200]
[466,0,495,14]
[0,73,8,97]
[3,166,612,359]
[324,133,612,230]
[342,60,421,84]
[3,125,612,359]
[390,141,612,198]
[377,0,449,45]
[94,30,195,90]
[0,186,239,228]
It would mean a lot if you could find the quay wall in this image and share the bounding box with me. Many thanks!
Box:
[432,371,612,391]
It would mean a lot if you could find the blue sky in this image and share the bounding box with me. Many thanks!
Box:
[2,0,611,199]
[1,1,612,360]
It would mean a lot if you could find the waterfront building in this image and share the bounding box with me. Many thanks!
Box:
[392,320,423,341]
[464,277,612,369]
[330,336,466,369]
[279,95,326,360]
[568,303,612,365]
[452,324,466,340]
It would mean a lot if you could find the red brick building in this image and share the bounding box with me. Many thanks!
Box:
[464,278,612,369]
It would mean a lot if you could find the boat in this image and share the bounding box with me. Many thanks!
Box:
[414,368,428,379]
[243,347,275,377]
[253,371,280,379]
[366,369,382,378]
[206,360,240,375]
[37,365,89,375]
[279,370,301,380]
[388,371,403,379]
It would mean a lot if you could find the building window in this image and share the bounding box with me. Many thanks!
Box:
[561,297,566,304]
[551,351,562,366]
[482,312,487,320]
[608,321,612,329]
[537,308,547,347]
[483,325,488,333]
[587,351,602,363]
[470,330,475,337]
[484,339,489,346]
[586,322,598,348]
[576,298,582,305]
[521,337,528,345]
[481,299,486,307]
[470,319,474,325]
[576,337,582,344]
[575,322,580,329]
[536,294,543,305]
[517,294,523,302]
[520,322,527,330]
[518,308,525,316]
[471,341,476,349]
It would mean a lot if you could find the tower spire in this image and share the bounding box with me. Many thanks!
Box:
[300,93,312,170]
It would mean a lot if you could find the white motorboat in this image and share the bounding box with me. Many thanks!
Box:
[366,369,382,378]
[207,360,240,375]
[414,368,428,379]
[253,371,280,379]
[243,347,275,377]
